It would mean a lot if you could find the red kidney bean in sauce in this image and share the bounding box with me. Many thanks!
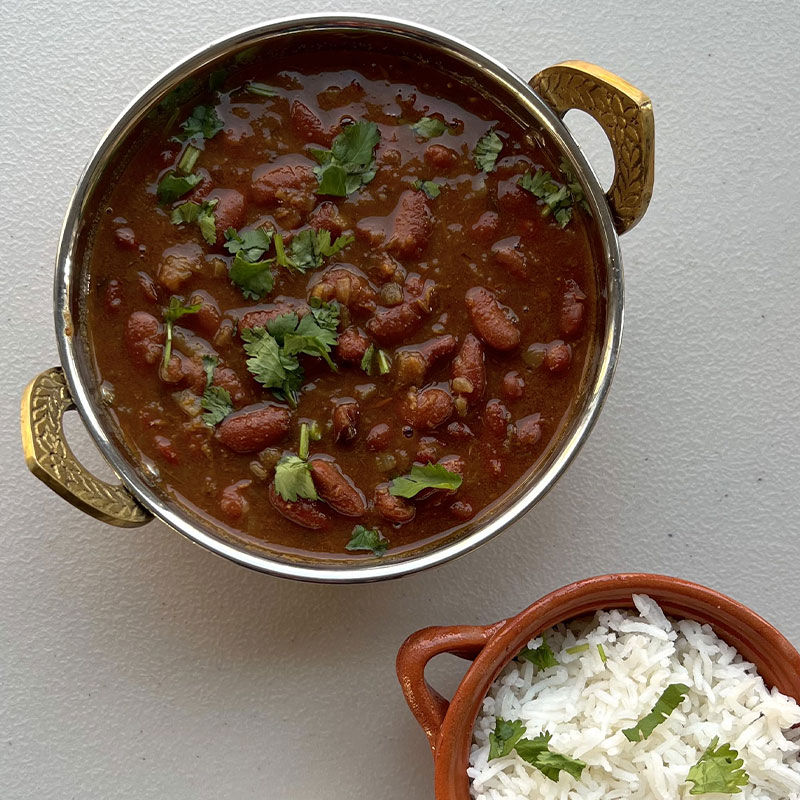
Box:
[86,49,598,556]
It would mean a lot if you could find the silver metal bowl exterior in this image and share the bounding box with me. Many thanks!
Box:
[54,14,623,582]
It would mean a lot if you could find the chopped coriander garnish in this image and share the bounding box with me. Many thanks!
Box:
[171,104,224,143]
[473,128,503,172]
[298,422,311,461]
[412,179,441,199]
[308,420,323,441]
[360,343,375,375]
[376,349,392,375]
[224,226,273,260]
[622,683,690,742]
[514,733,586,782]
[241,327,304,407]
[411,116,447,139]
[389,463,462,498]
[345,525,389,556]
[519,637,559,670]
[275,229,354,272]
[686,737,750,795]
[228,251,274,300]
[171,198,218,245]
[157,172,202,204]
[161,296,202,370]
[311,120,380,197]
[597,644,608,664]
[201,385,233,426]
[201,354,218,387]
[274,455,316,502]
[565,643,590,655]
[518,163,588,228]
[176,144,201,175]
[245,81,279,97]
[488,718,525,760]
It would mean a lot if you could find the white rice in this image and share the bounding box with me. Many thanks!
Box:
[469,595,800,800]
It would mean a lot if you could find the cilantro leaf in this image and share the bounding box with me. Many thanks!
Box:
[245,81,279,97]
[687,737,750,795]
[171,198,219,245]
[345,525,389,556]
[201,354,218,387]
[412,117,447,139]
[161,296,202,370]
[171,104,224,142]
[389,463,462,498]
[157,172,202,204]
[229,250,274,300]
[268,306,339,371]
[622,683,690,742]
[278,229,354,273]
[240,327,303,406]
[514,733,586,782]
[224,227,273,261]
[274,455,317,502]
[518,163,587,229]
[360,343,375,375]
[312,121,381,197]
[597,644,607,663]
[473,129,503,172]
[488,718,526,760]
[412,179,441,199]
[519,637,559,670]
[201,385,233,426]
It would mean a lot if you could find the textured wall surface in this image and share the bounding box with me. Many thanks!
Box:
[2,2,799,798]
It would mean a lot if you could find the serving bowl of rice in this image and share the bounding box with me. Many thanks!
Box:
[396,573,800,799]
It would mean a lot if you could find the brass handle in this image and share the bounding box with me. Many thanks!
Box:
[21,367,152,527]
[531,60,654,235]
[395,620,507,756]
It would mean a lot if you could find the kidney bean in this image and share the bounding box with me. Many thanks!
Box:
[465,287,520,351]
[374,485,416,524]
[403,387,453,430]
[186,295,221,337]
[516,414,542,447]
[366,423,392,451]
[446,421,474,440]
[104,279,123,312]
[154,435,179,464]
[240,302,301,331]
[416,454,465,502]
[560,279,586,339]
[415,437,442,464]
[492,241,528,280]
[310,267,377,314]
[309,460,366,517]
[317,80,366,110]
[215,404,291,453]
[451,334,486,404]
[185,169,213,204]
[335,326,370,363]
[386,190,432,259]
[497,178,532,213]
[332,400,359,444]
[395,334,458,386]
[251,163,317,215]
[157,244,203,291]
[502,370,525,401]
[469,211,500,243]
[114,227,137,250]
[290,100,334,147]
[424,144,458,171]
[366,301,424,345]
[308,201,348,238]
[544,341,572,374]
[206,189,246,246]
[483,399,511,438]
[220,480,251,520]
[268,482,329,530]
[212,365,248,405]
[125,311,163,366]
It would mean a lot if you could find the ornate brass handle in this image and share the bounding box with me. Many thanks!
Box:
[531,60,654,235]
[21,367,152,527]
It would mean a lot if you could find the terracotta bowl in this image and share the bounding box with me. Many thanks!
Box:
[396,573,800,800]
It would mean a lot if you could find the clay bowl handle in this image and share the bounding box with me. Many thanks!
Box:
[396,621,507,756]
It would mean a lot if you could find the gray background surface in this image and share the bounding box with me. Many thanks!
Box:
[2,1,799,798]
